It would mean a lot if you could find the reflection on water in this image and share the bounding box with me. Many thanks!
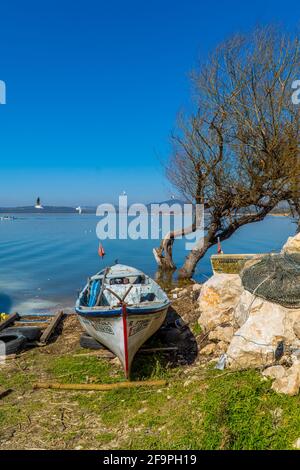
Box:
[0,292,12,312]
[0,213,296,314]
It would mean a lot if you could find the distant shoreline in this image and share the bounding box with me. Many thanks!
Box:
[0,204,292,217]
[0,206,96,214]
[269,213,290,217]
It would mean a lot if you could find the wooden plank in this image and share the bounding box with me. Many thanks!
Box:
[0,312,20,332]
[33,380,167,391]
[140,346,178,353]
[16,322,49,328]
[39,311,64,345]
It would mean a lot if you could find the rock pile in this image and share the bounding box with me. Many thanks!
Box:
[197,232,300,395]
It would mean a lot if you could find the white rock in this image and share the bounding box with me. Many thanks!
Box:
[271,362,300,396]
[216,340,228,354]
[111,357,121,366]
[192,283,202,292]
[198,274,243,331]
[208,326,234,343]
[281,232,300,254]
[227,295,300,369]
[179,288,188,297]
[201,343,217,355]
[234,289,259,327]
[262,365,286,380]
[293,437,300,449]
[293,320,300,339]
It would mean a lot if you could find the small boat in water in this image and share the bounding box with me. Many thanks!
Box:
[0,216,15,221]
[75,264,170,378]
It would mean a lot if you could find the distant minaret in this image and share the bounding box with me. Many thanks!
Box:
[35,197,43,209]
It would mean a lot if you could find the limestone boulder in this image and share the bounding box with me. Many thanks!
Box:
[200,343,216,355]
[192,283,202,292]
[192,283,202,301]
[208,326,234,343]
[281,232,300,254]
[216,340,228,354]
[198,274,243,332]
[233,289,260,327]
[262,365,286,380]
[293,320,300,339]
[271,362,300,396]
[227,295,300,369]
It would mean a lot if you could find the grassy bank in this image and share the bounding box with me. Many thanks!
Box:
[1,344,300,450]
[1,287,299,450]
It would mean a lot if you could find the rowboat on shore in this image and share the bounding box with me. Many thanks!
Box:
[75,264,170,378]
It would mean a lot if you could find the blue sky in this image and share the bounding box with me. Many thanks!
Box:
[0,0,299,206]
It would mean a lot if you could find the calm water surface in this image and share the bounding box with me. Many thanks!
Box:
[0,214,297,314]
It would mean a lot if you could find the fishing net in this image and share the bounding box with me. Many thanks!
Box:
[241,253,300,308]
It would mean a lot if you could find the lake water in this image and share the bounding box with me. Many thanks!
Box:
[0,213,297,314]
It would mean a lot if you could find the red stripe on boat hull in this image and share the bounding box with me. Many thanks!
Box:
[122,304,129,378]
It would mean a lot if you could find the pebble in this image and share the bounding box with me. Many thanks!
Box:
[294,438,300,449]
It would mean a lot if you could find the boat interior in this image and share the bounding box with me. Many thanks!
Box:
[79,269,169,309]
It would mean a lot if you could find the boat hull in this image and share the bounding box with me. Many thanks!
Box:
[78,306,168,377]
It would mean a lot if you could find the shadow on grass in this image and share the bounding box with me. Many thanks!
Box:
[130,305,198,380]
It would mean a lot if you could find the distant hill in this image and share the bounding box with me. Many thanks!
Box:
[146,199,187,209]
[0,200,188,214]
[0,199,292,215]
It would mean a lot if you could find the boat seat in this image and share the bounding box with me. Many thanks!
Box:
[103,284,154,306]
[140,292,156,302]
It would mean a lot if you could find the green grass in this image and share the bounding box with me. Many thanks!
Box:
[191,322,202,336]
[49,358,300,450]
[1,351,300,449]
[49,355,123,384]
[190,369,300,450]
[0,366,36,391]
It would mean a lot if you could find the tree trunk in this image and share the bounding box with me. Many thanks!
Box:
[153,232,176,270]
[153,222,199,270]
[178,207,275,279]
[178,240,211,279]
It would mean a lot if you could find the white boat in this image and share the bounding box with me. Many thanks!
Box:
[75,264,170,378]
[0,216,15,221]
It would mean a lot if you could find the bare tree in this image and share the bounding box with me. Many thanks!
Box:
[154,26,300,278]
